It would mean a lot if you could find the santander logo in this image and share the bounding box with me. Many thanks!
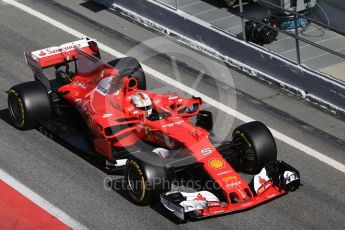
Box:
[193,193,206,201]
[259,176,266,185]
[39,50,47,57]
[37,43,78,57]
[46,44,75,55]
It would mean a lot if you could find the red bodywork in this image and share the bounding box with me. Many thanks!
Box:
[25,39,288,218]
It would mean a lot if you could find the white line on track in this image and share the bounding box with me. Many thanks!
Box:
[0,168,88,229]
[1,2,345,224]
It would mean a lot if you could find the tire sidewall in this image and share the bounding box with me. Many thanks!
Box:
[124,155,170,205]
[233,121,277,174]
[8,89,26,128]
[8,82,51,130]
[125,158,150,205]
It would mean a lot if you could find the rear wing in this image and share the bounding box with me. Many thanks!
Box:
[24,38,100,71]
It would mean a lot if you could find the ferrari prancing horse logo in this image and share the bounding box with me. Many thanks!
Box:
[144,126,151,137]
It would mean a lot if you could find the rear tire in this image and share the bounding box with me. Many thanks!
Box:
[108,57,146,90]
[233,121,277,174]
[8,81,51,130]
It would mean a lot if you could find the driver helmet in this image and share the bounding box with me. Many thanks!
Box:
[131,92,152,117]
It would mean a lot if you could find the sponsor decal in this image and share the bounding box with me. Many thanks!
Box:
[162,120,184,128]
[258,176,266,185]
[257,186,265,195]
[96,76,113,96]
[46,45,73,55]
[35,44,76,58]
[257,181,273,195]
[207,201,221,207]
[43,43,81,57]
[97,84,108,95]
[102,113,113,118]
[222,176,237,182]
[32,40,90,58]
[193,193,206,201]
[73,81,87,89]
[144,126,151,137]
[217,170,232,176]
[208,159,225,170]
[201,147,212,156]
[213,210,224,214]
[39,50,46,57]
[225,181,241,188]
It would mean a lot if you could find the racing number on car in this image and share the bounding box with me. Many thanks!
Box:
[201,147,212,156]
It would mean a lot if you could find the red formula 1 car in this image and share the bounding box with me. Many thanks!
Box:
[8,38,300,221]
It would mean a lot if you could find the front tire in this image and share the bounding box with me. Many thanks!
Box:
[8,81,51,130]
[124,153,170,205]
[233,121,277,174]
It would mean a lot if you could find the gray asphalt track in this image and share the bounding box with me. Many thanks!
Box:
[0,1,344,229]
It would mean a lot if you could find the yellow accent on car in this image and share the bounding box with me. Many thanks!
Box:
[9,89,25,127]
[208,159,225,169]
[241,133,252,148]
[128,160,146,202]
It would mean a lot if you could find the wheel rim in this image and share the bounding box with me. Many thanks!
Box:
[9,94,23,124]
[234,135,256,171]
[127,165,144,197]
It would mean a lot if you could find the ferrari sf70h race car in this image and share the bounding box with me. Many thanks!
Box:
[8,38,300,221]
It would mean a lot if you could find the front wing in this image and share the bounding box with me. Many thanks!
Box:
[160,160,300,220]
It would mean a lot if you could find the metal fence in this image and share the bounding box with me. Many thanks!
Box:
[153,0,345,81]
[257,0,345,64]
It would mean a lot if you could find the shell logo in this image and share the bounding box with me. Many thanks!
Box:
[208,159,225,169]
